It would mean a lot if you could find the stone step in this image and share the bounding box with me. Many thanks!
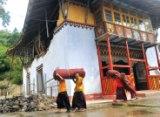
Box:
[136,90,160,97]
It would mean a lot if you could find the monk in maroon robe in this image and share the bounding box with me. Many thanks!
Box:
[107,70,137,101]
[107,70,127,101]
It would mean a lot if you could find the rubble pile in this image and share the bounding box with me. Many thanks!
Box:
[0,95,56,113]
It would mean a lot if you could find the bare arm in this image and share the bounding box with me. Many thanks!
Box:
[72,78,76,83]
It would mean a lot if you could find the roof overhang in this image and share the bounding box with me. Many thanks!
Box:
[8,0,160,56]
[8,0,59,56]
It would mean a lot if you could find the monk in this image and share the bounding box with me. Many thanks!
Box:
[120,73,137,99]
[107,70,127,101]
[72,73,86,111]
[55,73,71,112]
[107,70,137,101]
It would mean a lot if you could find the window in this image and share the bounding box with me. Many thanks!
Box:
[114,12,121,24]
[139,19,145,31]
[130,17,138,29]
[105,9,113,22]
[103,4,153,33]
[123,15,126,24]
[130,17,134,25]
[126,16,130,24]
[122,14,130,27]
[144,18,153,32]
[36,65,45,94]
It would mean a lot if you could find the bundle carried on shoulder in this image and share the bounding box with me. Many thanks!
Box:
[53,68,85,80]
[107,70,121,78]
[120,73,136,94]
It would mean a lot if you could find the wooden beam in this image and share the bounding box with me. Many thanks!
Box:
[113,64,130,68]
[125,39,131,74]
[106,33,113,70]
[141,43,150,89]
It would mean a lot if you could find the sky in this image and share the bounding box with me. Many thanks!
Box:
[0,0,29,32]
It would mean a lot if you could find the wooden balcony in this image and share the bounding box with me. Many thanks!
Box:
[95,21,156,45]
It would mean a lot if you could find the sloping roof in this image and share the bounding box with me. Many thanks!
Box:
[8,0,160,56]
[8,0,59,56]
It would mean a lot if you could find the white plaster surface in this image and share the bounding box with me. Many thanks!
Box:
[23,25,101,96]
[146,47,160,75]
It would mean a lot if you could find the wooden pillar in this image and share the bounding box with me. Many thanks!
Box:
[96,44,106,95]
[141,43,150,89]
[155,46,160,69]
[106,34,113,70]
[125,39,131,74]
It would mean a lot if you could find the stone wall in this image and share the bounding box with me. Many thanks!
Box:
[0,81,22,97]
[0,95,56,113]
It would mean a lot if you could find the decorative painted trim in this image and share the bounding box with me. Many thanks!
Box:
[54,20,95,35]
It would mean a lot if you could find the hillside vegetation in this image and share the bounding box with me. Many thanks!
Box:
[0,29,22,85]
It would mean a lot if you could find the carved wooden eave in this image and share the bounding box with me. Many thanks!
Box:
[8,0,160,56]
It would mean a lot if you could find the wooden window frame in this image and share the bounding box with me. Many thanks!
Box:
[103,8,113,22]
[113,11,122,25]
[103,7,113,22]
[102,3,153,33]
[113,6,122,25]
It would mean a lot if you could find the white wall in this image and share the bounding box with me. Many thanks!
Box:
[157,28,160,42]
[146,46,160,75]
[23,24,101,97]
[23,68,27,96]
[146,47,158,67]
[146,28,160,75]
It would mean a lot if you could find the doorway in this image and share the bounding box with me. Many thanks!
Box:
[132,62,148,90]
[114,60,130,75]
[36,65,45,94]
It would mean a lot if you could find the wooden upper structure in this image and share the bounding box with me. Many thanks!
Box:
[8,0,160,56]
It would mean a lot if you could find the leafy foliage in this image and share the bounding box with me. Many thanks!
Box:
[0,28,20,46]
[0,54,10,74]
[0,83,7,90]
[0,0,7,4]
[0,29,22,85]
[0,0,10,26]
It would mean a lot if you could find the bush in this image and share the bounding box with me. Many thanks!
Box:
[0,30,22,85]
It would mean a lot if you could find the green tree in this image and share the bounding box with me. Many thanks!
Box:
[0,54,10,81]
[7,28,20,46]
[0,29,22,85]
[0,28,20,46]
[0,0,10,26]
[0,30,11,46]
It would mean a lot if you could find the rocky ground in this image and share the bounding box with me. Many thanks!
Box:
[1,90,160,114]
[1,94,160,117]
[0,95,56,113]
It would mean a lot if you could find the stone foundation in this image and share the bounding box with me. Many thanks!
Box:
[0,95,56,113]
